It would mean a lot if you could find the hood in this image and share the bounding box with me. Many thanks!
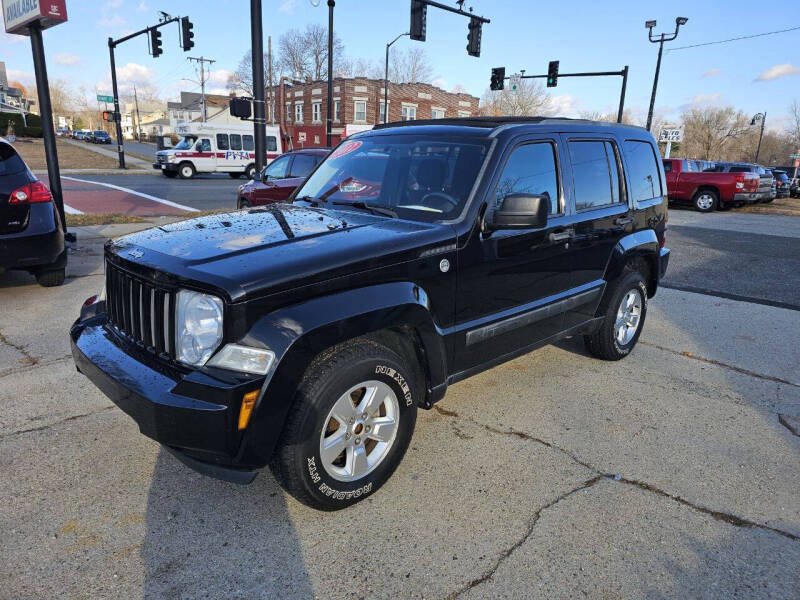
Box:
[108,204,453,302]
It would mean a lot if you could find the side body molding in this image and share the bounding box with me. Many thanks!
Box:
[235,281,448,466]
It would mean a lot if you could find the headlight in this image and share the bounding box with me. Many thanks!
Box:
[175,290,224,366]
[207,344,275,375]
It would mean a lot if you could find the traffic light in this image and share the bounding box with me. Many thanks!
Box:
[102,111,118,122]
[490,67,505,91]
[466,17,482,57]
[150,28,163,57]
[181,17,194,51]
[547,60,559,88]
[410,0,427,42]
[229,97,252,119]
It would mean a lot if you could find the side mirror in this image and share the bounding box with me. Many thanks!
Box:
[487,193,549,231]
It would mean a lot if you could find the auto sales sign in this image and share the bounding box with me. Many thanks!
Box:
[3,0,67,35]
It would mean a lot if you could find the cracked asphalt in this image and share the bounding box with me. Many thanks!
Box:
[1,214,799,600]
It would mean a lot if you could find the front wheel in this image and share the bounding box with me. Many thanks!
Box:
[270,339,418,510]
[584,270,648,361]
[177,162,196,179]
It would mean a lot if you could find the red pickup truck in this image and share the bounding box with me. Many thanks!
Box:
[663,158,759,212]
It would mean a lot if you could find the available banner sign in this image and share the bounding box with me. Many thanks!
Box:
[2,0,67,35]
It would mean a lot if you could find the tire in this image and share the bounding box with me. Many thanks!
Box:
[36,268,65,287]
[692,190,717,212]
[238,198,251,210]
[584,269,648,361]
[270,339,418,510]
[244,164,256,179]
[177,162,196,179]
[163,171,177,179]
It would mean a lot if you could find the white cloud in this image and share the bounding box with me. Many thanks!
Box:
[2,32,27,45]
[207,70,233,86]
[100,14,126,29]
[689,93,723,106]
[549,94,580,118]
[431,77,447,90]
[97,62,154,94]
[136,1,149,11]
[6,69,35,86]
[702,69,722,78]
[279,0,298,14]
[54,53,82,66]
[105,0,123,7]
[755,64,800,82]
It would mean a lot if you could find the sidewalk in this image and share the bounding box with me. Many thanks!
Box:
[61,138,153,170]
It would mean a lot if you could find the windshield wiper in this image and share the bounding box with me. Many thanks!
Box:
[294,195,322,207]
[332,201,397,218]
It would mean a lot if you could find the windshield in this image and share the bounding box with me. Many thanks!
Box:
[174,135,198,150]
[293,134,491,222]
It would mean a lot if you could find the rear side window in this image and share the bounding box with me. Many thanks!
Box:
[623,140,662,202]
[0,143,26,175]
[662,160,672,173]
[242,135,255,151]
[216,134,229,150]
[730,166,750,173]
[266,136,278,152]
[229,134,242,151]
[289,154,317,178]
[494,142,560,214]
[568,140,621,210]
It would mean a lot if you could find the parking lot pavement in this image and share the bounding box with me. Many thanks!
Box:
[1,225,799,599]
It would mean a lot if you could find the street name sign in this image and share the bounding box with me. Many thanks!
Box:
[97,94,114,103]
[3,0,67,35]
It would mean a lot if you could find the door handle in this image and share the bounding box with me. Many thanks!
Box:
[548,229,573,243]
[614,216,633,226]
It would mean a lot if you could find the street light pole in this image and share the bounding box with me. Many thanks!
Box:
[326,0,335,147]
[645,17,688,132]
[250,0,266,173]
[752,112,767,163]
[385,32,409,124]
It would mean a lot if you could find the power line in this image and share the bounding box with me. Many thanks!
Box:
[666,25,800,52]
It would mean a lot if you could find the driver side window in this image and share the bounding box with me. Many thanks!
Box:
[198,138,211,152]
[494,142,560,214]
[264,155,290,179]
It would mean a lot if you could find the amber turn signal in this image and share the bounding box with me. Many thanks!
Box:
[238,390,259,430]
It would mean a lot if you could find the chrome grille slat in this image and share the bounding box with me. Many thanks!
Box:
[105,260,174,359]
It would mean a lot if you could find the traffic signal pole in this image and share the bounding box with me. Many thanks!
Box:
[108,39,126,169]
[250,0,266,173]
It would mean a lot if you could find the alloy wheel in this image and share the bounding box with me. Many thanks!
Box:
[615,289,642,346]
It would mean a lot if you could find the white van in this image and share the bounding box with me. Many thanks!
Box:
[153,122,283,179]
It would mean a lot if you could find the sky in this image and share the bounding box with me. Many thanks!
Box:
[1,0,798,130]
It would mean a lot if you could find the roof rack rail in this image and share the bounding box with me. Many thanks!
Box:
[372,116,567,130]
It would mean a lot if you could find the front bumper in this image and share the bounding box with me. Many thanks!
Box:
[153,161,178,172]
[70,314,266,481]
[0,203,65,270]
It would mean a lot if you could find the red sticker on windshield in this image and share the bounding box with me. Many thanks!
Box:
[329,140,362,160]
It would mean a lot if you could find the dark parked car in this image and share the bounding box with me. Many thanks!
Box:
[73,130,86,141]
[92,130,112,144]
[0,138,66,286]
[237,148,329,208]
[83,131,94,143]
[772,170,790,199]
[71,117,670,510]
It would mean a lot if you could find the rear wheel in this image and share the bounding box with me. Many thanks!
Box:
[692,190,717,212]
[177,162,196,179]
[244,164,256,179]
[36,268,65,287]
[584,269,648,361]
[270,339,418,510]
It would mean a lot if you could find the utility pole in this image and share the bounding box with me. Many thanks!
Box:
[752,112,767,163]
[645,17,688,131]
[187,56,215,122]
[268,36,274,125]
[133,84,142,141]
[250,0,267,172]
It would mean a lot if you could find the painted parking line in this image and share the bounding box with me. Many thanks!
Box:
[59,177,198,216]
[63,203,84,215]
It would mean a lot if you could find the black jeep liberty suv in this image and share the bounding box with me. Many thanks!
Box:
[71,117,669,510]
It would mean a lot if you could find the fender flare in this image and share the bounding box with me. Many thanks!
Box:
[235,281,447,466]
[605,229,661,294]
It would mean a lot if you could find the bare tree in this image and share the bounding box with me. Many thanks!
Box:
[390,47,434,83]
[480,79,552,116]
[302,24,346,80]
[789,100,800,150]
[278,28,311,79]
[680,106,750,161]
[227,50,273,96]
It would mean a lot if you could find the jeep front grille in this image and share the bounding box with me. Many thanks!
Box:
[105,260,175,358]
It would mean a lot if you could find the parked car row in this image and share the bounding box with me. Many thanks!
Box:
[663,158,789,212]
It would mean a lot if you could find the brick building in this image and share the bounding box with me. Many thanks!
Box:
[268,77,479,149]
